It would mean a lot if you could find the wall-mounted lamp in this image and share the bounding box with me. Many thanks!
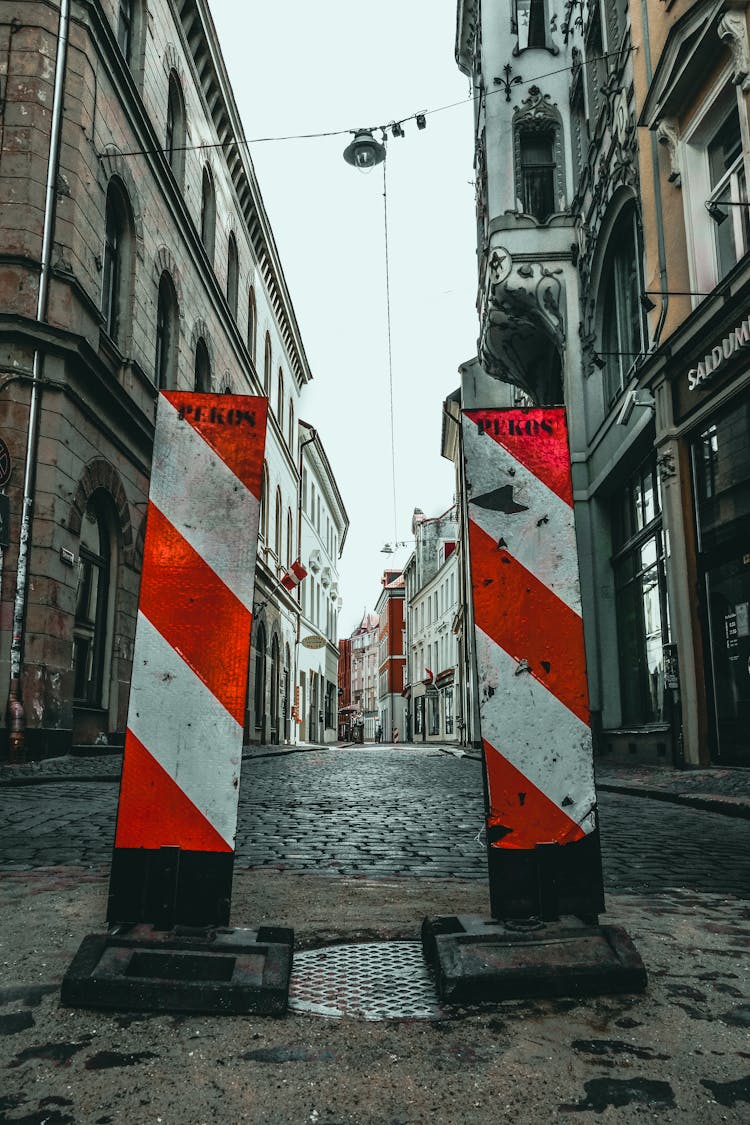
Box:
[615,388,655,427]
[640,292,657,312]
[591,351,606,370]
[704,198,750,225]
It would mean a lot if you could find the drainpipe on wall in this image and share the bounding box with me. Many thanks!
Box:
[641,0,669,345]
[296,427,317,743]
[7,0,71,757]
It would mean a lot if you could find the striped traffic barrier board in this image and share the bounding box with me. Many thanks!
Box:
[107,393,268,927]
[463,407,604,921]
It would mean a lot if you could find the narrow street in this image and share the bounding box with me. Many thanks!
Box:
[2,747,750,898]
[2,746,750,1123]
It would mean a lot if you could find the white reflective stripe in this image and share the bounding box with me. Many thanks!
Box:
[475,626,596,835]
[464,421,581,614]
[128,613,242,848]
[150,397,259,612]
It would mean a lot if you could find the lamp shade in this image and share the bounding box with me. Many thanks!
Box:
[343,129,386,172]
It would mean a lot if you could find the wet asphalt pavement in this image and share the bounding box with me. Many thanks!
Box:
[2,746,750,899]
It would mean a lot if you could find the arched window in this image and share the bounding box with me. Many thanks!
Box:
[200,166,216,262]
[248,286,257,362]
[513,90,563,224]
[274,487,283,559]
[165,71,186,185]
[102,178,133,346]
[72,494,113,706]
[263,332,272,393]
[599,203,645,405]
[519,132,555,221]
[259,462,268,541]
[155,271,178,390]
[194,336,211,392]
[277,368,284,426]
[253,623,266,736]
[227,232,239,319]
[270,635,280,740]
[287,399,295,456]
[286,507,294,569]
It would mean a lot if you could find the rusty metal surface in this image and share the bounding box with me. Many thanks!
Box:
[289,942,448,1020]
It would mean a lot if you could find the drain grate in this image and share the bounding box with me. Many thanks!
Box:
[288,941,447,1021]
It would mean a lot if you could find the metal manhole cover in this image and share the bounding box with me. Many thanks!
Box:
[288,941,447,1021]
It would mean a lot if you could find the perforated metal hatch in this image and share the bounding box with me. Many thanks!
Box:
[288,941,447,1021]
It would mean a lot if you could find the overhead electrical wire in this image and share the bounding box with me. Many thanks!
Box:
[112,47,634,160]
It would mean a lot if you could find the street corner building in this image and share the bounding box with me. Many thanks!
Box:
[445,0,750,770]
[0,0,347,758]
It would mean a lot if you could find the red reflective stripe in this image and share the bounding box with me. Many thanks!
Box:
[464,408,573,507]
[140,503,251,724]
[115,730,233,852]
[483,738,585,848]
[163,392,268,502]
[469,518,590,725]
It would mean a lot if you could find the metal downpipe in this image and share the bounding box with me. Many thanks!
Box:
[7,0,71,755]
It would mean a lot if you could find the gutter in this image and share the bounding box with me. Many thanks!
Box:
[7,0,71,756]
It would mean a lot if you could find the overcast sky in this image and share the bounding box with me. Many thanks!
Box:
[208,0,478,634]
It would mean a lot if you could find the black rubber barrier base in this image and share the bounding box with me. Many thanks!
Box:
[107,848,235,927]
[486,830,606,922]
[422,914,647,1004]
[61,924,294,1016]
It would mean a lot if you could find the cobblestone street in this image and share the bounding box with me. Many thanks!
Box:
[2,747,750,898]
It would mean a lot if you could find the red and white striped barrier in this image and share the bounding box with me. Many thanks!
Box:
[463,407,603,920]
[108,393,268,926]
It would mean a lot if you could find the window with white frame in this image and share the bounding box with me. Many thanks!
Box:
[683,86,750,295]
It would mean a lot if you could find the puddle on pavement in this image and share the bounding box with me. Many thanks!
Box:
[8,1039,92,1068]
[560,1077,676,1113]
[84,1049,158,1070]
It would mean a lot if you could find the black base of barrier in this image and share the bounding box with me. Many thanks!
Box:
[486,830,606,922]
[107,847,235,928]
[61,924,294,1016]
[422,914,647,1004]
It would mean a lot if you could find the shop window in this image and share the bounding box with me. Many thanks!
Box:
[445,687,454,734]
[194,337,211,392]
[165,71,186,186]
[429,693,440,736]
[101,178,133,347]
[155,271,178,390]
[598,203,645,405]
[612,457,670,726]
[692,401,750,763]
[73,496,113,706]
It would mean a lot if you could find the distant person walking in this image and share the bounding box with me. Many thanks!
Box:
[375,724,382,744]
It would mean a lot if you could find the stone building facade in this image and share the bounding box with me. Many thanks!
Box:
[0,0,335,755]
[451,0,750,768]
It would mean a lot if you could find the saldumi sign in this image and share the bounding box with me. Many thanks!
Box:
[686,312,750,393]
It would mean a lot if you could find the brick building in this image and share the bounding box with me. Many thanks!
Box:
[0,0,331,755]
[375,569,406,741]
